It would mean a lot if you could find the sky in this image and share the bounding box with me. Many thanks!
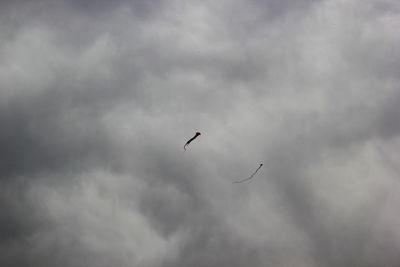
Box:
[1,0,400,266]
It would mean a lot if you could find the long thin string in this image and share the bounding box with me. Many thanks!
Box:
[233,164,263,184]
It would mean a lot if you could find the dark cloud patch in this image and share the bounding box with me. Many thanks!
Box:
[0,99,111,180]
[377,92,400,139]
[214,0,320,40]
[0,56,133,180]
[0,183,41,243]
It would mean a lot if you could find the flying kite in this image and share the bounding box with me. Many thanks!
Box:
[184,132,201,151]
[233,163,263,183]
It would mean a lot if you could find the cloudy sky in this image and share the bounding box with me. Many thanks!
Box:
[1,0,400,266]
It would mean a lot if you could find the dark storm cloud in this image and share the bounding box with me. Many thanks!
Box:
[1,0,400,266]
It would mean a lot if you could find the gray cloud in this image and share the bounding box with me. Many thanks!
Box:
[1,0,400,266]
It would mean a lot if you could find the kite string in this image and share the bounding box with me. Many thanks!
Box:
[233,164,263,183]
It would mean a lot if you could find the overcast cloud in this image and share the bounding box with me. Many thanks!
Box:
[1,0,400,266]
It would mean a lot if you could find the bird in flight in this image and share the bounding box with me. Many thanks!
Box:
[233,163,263,183]
[184,132,201,151]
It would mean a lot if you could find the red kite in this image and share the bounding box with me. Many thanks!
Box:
[184,132,201,151]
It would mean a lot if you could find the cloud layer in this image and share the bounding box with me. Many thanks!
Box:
[1,0,400,266]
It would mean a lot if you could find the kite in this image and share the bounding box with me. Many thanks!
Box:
[233,163,263,183]
[184,132,201,151]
